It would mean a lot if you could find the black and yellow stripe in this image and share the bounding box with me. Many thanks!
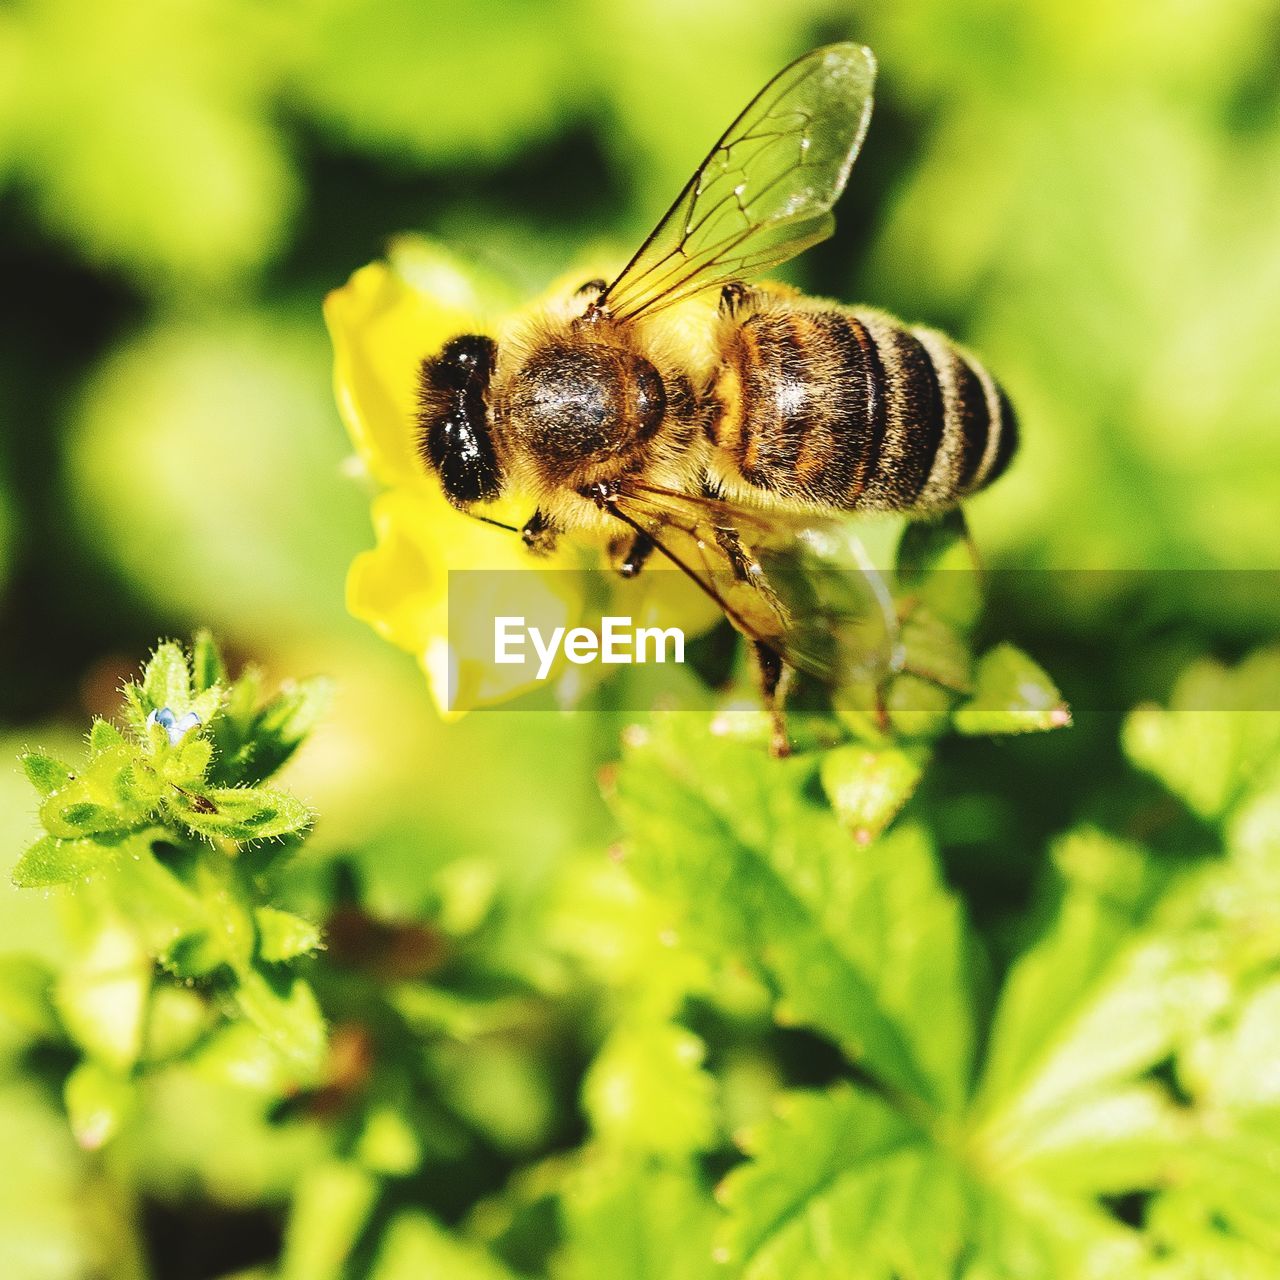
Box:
[707,303,1017,513]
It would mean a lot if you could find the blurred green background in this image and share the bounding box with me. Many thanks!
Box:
[2,0,1279,1275]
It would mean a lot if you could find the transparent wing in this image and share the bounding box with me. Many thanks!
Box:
[598,43,877,324]
[610,481,900,691]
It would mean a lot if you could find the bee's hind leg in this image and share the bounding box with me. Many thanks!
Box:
[752,641,794,759]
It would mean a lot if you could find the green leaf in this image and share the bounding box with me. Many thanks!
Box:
[974,831,1160,1111]
[39,782,128,840]
[37,745,158,838]
[234,675,334,785]
[168,785,312,842]
[12,834,111,888]
[0,956,58,1041]
[953,643,1072,735]
[355,1107,422,1176]
[615,720,973,1115]
[368,1212,522,1280]
[64,1060,133,1151]
[141,641,192,715]
[191,628,227,692]
[715,1086,929,1277]
[54,922,151,1072]
[717,1084,1144,1280]
[1122,651,1280,819]
[558,1153,720,1280]
[233,967,326,1075]
[896,510,984,630]
[899,606,973,694]
[106,838,213,960]
[820,744,927,845]
[583,1019,716,1156]
[970,829,1215,1191]
[88,718,126,754]
[143,985,212,1063]
[280,1160,379,1280]
[255,906,323,963]
[20,750,74,797]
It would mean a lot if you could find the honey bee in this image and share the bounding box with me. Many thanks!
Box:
[415,43,1017,751]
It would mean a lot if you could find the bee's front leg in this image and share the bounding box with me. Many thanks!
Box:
[718,280,799,319]
[616,532,655,579]
[752,641,794,759]
[718,281,756,318]
[521,509,561,556]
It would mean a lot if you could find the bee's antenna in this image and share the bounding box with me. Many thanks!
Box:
[467,512,521,535]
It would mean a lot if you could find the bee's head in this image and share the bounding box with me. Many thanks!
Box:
[415,334,502,508]
[504,339,666,486]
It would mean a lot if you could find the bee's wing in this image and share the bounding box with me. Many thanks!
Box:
[598,43,876,325]
[612,482,898,691]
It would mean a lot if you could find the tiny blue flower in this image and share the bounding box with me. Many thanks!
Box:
[146,706,202,746]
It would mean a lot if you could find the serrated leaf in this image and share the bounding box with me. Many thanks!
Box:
[820,744,926,845]
[168,785,312,842]
[971,830,1217,1187]
[255,906,323,962]
[20,750,74,796]
[954,643,1071,735]
[583,1020,716,1156]
[974,833,1159,1112]
[717,1084,1144,1280]
[615,720,973,1115]
[64,1061,133,1151]
[715,1086,929,1277]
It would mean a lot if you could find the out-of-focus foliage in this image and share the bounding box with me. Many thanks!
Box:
[2,0,1279,1276]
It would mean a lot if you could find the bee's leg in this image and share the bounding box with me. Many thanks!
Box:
[954,507,984,576]
[617,532,655,579]
[521,509,561,557]
[718,280,800,318]
[752,642,794,758]
[718,281,755,317]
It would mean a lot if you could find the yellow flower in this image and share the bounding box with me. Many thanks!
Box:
[324,237,717,717]
[324,238,585,715]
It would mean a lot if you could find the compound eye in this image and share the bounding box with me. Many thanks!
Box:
[416,334,503,507]
[436,334,497,389]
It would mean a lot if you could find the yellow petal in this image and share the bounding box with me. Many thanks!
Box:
[346,488,587,717]
[324,255,484,486]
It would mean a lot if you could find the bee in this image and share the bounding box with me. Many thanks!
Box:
[415,43,1017,752]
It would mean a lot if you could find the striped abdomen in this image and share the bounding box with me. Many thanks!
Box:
[705,303,1017,513]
